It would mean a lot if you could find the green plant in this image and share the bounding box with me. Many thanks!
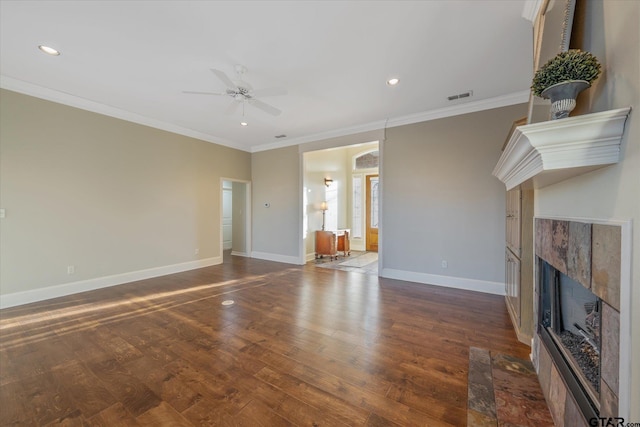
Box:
[531,50,602,96]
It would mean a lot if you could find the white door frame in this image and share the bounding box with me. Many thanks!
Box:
[219,178,252,258]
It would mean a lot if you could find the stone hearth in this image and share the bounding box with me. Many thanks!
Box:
[467,347,552,426]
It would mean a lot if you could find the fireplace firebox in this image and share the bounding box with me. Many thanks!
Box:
[538,258,601,421]
[534,217,626,425]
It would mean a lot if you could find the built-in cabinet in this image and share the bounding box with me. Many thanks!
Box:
[504,188,534,345]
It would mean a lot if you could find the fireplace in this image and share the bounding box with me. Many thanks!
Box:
[533,218,627,426]
[538,258,600,420]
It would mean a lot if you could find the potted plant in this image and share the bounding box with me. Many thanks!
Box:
[531,49,602,119]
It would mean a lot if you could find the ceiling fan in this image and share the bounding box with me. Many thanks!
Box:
[183,65,286,116]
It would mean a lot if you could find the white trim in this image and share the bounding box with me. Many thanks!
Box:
[493,107,632,190]
[230,251,250,257]
[381,268,505,296]
[377,139,385,273]
[349,241,366,252]
[250,251,304,265]
[619,219,632,420]
[522,0,544,22]
[251,90,530,152]
[0,76,245,151]
[298,152,306,265]
[386,90,530,129]
[2,76,528,156]
[219,178,252,260]
[305,252,317,263]
[0,257,221,309]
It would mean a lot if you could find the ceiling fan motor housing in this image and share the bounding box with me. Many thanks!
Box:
[228,86,252,100]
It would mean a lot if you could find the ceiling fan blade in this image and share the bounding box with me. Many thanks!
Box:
[248,98,281,116]
[210,69,237,90]
[225,101,240,115]
[182,90,226,96]
[250,87,287,98]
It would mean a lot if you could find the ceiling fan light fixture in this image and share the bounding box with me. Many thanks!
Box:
[186,67,285,116]
[386,77,399,86]
[240,121,248,127]
[38,45,60,56]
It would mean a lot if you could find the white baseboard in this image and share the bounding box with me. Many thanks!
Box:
[305,252,316,262]
[250,251,303,265]
[0,257,222,309]
[230,251,249,257]
[381,268,505,296]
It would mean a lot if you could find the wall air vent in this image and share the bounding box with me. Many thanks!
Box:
[275,134,287,139]
[447,90,473,101]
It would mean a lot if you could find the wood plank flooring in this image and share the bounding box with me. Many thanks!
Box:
[0,255,532,426]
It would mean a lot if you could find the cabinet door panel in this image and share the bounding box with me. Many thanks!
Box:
[506,189,521,256]
[505,249,521,322]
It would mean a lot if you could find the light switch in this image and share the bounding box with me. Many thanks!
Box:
[0,209,5,218]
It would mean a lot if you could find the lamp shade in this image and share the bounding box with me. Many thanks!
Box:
[320,201,328,211]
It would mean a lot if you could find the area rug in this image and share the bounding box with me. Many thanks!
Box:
[338,252,378,267]
[467,347,553,426]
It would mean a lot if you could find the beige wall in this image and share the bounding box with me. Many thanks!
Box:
[252,104,526,292]
[535,0,639,418]
[254,132,382,263]
[231,181,248,254]
[382,104,527,289]
[0,89,251,299]
[251,145,300,262]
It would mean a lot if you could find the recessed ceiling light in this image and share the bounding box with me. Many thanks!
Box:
[38,45,60,56]
[386,78,400,86]
[240,122,248,126]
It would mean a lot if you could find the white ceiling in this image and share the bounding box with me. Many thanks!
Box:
[0,1,534,153]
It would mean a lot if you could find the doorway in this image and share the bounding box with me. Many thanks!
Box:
[222,181,233,250]
[221,179,251,260]
[365,174,379,252]
[301,142,380,261]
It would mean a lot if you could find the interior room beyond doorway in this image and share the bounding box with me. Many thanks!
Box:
[302,141,379,267]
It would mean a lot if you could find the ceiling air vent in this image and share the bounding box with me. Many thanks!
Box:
[447,90,473,101]
[275,134,287,139]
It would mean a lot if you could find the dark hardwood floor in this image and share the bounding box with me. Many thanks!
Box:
[0,255,531,426]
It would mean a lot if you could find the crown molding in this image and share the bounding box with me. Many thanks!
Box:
[0,75,246,151]
[251,90,531,152]
[493,107,632,190]
[522,0,544,22]
[2,75,530,155]
[385,90,531,129]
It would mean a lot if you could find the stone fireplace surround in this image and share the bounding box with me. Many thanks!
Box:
[533,218,631,426]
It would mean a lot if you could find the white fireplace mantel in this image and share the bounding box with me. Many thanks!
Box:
[493,107,632,190]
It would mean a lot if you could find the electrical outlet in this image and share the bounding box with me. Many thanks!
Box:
[441,260,448,268]
[67,265,75,274]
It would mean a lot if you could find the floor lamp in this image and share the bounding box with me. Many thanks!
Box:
[320,201,328,230]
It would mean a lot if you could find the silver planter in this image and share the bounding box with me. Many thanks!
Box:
[541,80,590,119]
